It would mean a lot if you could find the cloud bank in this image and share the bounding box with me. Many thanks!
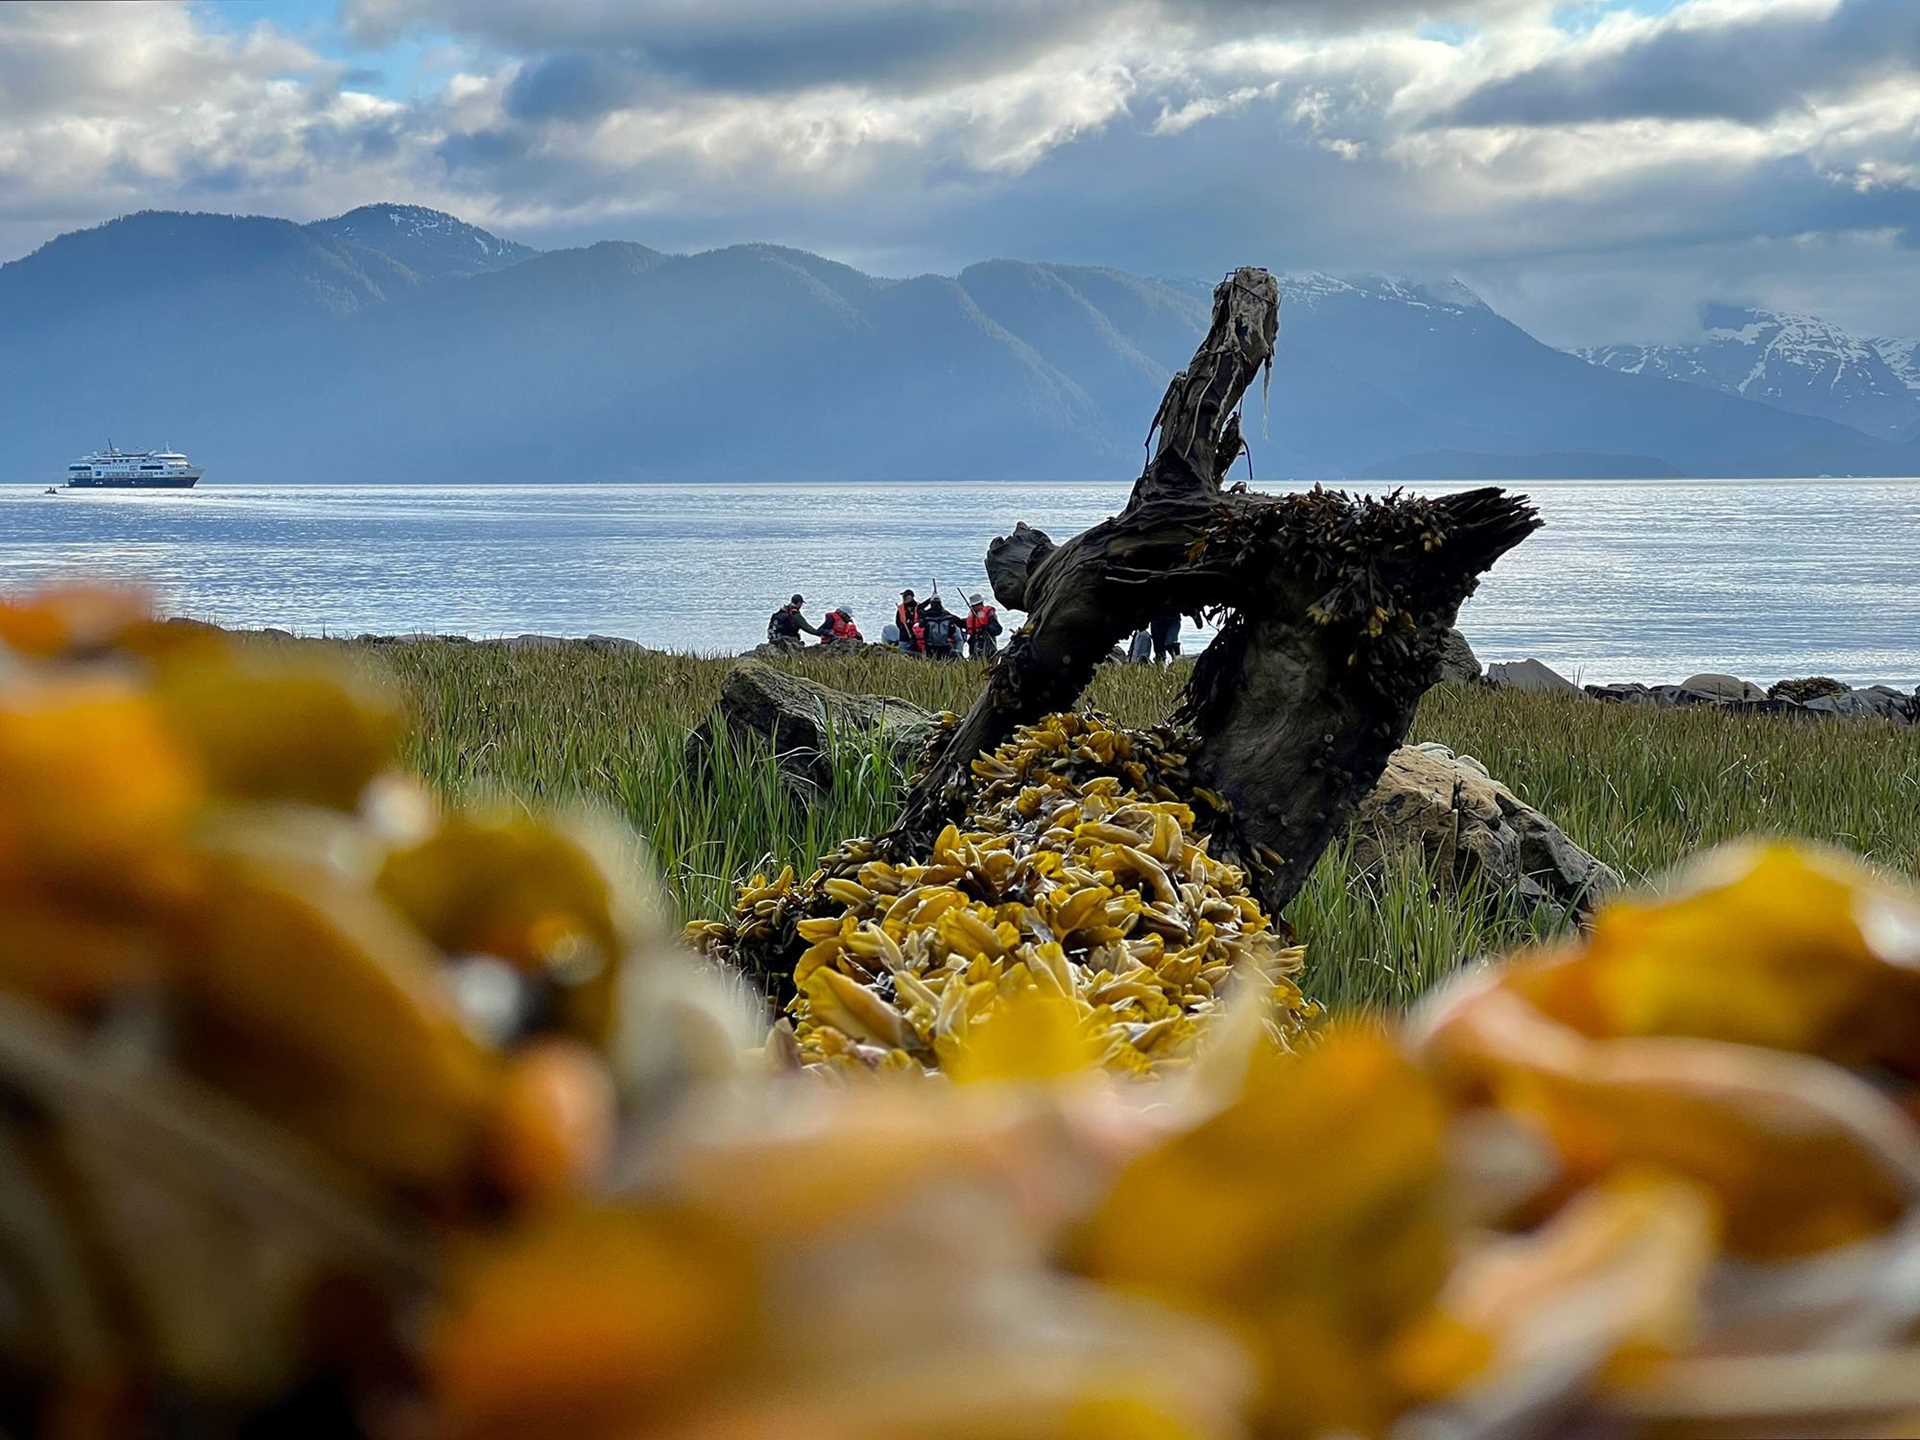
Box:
[2,0,1916,342]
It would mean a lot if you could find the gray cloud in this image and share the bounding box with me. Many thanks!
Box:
[7,0,1920,346]
[350,0,1537,100]
[504,52,661,122]
[1443,0,1920,128]
[354,0,1129,96]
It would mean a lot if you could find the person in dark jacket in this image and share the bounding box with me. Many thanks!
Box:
[768,594,823,649]
[918,596,964,659]
[1149,611,1183,665]
[964,592,1002,660]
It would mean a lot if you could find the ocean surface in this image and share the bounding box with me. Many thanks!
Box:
[3,479,1917,688]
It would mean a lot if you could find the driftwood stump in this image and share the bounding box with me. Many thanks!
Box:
[891,267,1539,915]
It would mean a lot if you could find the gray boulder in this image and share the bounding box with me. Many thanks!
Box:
[687,659,939,791]
[582,634,648,654]
[1806,687,1918,724]
[1350,742,1620,918]
[1485,658,1582,696]
[743,638,872,659]
[745,639,808,659]
[1590,679,1806,718]
[1587,681,1651,704]
[1435,629,1481,685]
[1679,672,1767,703]
[499,634,570,651]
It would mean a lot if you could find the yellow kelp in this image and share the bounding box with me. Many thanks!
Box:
[692,710,1316,1077]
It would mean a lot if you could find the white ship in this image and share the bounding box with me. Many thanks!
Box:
[64,444,202,489]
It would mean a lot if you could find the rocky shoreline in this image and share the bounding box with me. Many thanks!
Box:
[251,626,654,654]
[1477,655,1919,726]
[243,623,1920,726]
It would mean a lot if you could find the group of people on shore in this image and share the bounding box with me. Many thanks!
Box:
[766,590,1002,660]
[770,592,1190,665]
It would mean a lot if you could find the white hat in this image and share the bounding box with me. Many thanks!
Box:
[970,592,985,604]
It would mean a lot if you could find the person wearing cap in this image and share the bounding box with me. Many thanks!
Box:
[767,593,824,651]
[820,605,862,647]
[894,590,924,654]
[964,591,1003,660]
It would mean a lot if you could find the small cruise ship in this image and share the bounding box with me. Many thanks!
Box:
[64,444,202,489]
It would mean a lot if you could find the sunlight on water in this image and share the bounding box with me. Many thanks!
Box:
[2,478,1916,687]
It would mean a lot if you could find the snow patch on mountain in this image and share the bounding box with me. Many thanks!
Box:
[1574,305,1920,440]
[307,203,536,282]
[1278,272,1489,315]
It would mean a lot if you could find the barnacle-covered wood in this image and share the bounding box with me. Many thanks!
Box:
[894,266,1539,915]
[983,522,1055,612]
[1179,487,1542,909]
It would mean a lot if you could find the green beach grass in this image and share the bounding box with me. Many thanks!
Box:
[362,641,1920,1013]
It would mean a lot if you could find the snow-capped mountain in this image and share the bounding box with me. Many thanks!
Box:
[1575,304,1920,441]
[306,202,536,283]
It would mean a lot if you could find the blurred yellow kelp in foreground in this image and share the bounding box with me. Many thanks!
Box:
[4,584,1920,1439]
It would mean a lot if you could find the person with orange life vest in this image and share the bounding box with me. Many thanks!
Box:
[893,590,924,654]
[964,592,1002,660]
[819,606,862,647]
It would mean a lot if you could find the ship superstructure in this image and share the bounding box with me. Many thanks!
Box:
[65,445,202,489]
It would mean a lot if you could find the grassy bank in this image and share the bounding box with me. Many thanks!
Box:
[363,641,1920,1011]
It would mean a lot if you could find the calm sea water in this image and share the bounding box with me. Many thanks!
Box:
[2,479,1916,687]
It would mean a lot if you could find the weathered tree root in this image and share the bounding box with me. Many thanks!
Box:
[889,267,1539,916]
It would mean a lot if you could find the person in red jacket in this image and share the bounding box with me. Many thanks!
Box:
[819,606,862,646]
[964,592,1002,660]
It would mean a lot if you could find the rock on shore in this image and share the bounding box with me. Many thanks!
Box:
[1482,653,1919,725]
[1435,628,1481,685]
[1485,658,1581,695]
[1351,743,1618,918]
[685,659,939,791]
[1582,675,1917,724]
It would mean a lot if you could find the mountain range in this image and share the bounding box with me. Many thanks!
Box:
[4,203,1916,482]
[1575,304,1920,443]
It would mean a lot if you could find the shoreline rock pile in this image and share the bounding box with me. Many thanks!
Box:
[1486,657,1920,724]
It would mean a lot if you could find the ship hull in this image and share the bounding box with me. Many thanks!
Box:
[66,475,200,489]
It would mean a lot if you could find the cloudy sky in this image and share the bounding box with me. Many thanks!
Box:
[3,0,1916,344]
